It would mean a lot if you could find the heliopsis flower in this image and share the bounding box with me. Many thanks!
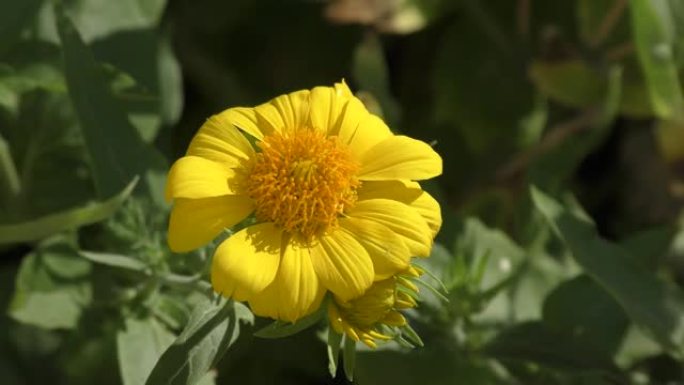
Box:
[328,266,423,348]
[165,81,442,322]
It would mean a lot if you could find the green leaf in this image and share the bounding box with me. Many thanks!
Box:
[145,299,254,385]
[531,186,684,352]
[42,243,92,279]
[0,177,137,244]
[543,275,629,356]
[152,294,191,331]
[0,0,45,53]
[326,329,342,378]
[615,325,664,367]
[253,305,324,339]
[38,0,167,43]
[620,225,675,268]
[629,0,684,119]
[80,250,148,272]
[485,321,622,376]
[11,290,85,330]
[118,317,176,385]
[342,336,356,382]
[55,7,166,200]
[529,60,607,108]
[9,240,92,329]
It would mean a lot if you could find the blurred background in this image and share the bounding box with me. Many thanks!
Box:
[2,0,684,384]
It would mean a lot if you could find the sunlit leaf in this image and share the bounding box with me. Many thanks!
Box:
[0,177,137,244]
[629,0,684,119]
[80,250,148,272]
[145,299,254,385]
[118,317,176,385]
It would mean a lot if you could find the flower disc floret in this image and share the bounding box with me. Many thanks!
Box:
[246,129,360,241]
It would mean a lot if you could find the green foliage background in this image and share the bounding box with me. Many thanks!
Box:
[1,0,684,384]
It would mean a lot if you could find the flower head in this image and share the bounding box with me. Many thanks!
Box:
[328,266,423,348]
[165,81,442,322]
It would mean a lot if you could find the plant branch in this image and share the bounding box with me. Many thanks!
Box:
[590,0,628,48]
[496,111,597,182]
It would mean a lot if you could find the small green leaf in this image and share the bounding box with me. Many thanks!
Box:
[0,177,137,244]
[145,299,254,385]
[42,244,92,279]
[11,290,85,330]
[531,186,684,353]
[118,317,176,385]
[529,60,607,108]
[9,241,92,329]
[80,250,148,272]
[342,336,356,382]
[254,306,323,339]
[327,329,342,378]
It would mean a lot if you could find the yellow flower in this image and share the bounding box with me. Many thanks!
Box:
[165,81,442,322]
[328,266,422,348]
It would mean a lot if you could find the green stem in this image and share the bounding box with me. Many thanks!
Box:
[0,135,21,212]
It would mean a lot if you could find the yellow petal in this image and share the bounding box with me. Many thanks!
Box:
[335,79,354,100]
[309,86,347,134]
[310,229,374,301]
[167,196,254,252]
[359,135,442,181]
[211,223,283,301]
[213,107,262,140]
[347,199,432,257]
[186,112,255,165]
[358,180,441,238]
[165,156,243,201]
[248,241,325,322]
[340,217,410,280]
[253,90,310,136]
[411,190,442,238]
[335,97,369,144]
[346,111,393,159]
[357,179,422,202]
